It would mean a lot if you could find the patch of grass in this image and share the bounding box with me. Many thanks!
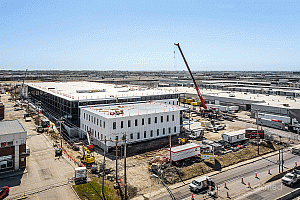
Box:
[73,181,120,200]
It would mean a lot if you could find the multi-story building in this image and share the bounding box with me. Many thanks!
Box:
[80,100,186,150]
[0,120,27,172]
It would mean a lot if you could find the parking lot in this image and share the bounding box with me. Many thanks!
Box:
[0,93,78,200]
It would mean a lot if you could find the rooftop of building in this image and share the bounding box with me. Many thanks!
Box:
[0,120,26,136]
[26,81,178,101]
[172,87,300,109]
[81,101,187,118]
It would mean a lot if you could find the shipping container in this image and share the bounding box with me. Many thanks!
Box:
[167,143,200,162]
[221,129,247,144]
[258,113,290,124]
[257,118,285,130]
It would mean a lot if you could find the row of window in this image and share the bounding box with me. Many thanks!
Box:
[112,115,175,130]
[83,112,176,130]
[82,125,177,141]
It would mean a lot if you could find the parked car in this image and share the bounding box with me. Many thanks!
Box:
[0,186,9,199]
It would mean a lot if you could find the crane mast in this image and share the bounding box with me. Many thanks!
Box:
[174,43,207,109]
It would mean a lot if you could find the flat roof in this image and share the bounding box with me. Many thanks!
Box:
[25,81,179,101]
[222,129,245,136]
[172,87,300,109]
[81,101,187,118]
[0,120,26,136]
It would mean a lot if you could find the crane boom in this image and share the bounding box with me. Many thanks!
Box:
[174,43,207,109]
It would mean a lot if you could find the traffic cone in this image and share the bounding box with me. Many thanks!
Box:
[227,192,229,198]
[268,169,271,174]
[241,177,244,183]
[191,193,194,200]
[248,182,251,188]
[255,172,258,178]
[296,162,297,166]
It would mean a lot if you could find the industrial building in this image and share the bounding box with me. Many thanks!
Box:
[80,100,186,150]
[24,81,180,135]
[0,120,27,172]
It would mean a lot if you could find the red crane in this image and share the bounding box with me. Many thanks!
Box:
[174,43,207,109]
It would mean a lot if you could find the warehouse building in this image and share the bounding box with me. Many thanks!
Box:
[24,82,180,135]
[0,120,27,172]
[80,101,186,150]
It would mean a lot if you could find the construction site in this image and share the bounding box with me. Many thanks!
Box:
[0,48,299,200]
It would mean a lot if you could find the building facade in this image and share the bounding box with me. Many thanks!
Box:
[80,100,185,150]
[0,120,27,172]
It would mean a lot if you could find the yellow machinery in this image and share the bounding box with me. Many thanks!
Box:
[81,147,95,165]
[186,99,193,104]
[180,99,186,103]
[178,138,186,144]
[191,102,198,106]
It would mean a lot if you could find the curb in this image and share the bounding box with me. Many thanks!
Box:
[172,150,280,190]
[138,150,282,199]
[276,188,300,200]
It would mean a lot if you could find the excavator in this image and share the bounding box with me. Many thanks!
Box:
[81,131,95,165]
[81,146,95,165]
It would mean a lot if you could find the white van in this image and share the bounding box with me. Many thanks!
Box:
[189,176,213,193]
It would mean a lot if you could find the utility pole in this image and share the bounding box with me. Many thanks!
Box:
[123,133,128,200]
[102,137,107,200]
[169,134,172,165]
[281,147,284,172]
[115,138,118,185]
[256,109,259,155]
[279,148,281,173]
[37,101,41,126]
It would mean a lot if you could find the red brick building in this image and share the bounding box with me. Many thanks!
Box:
[0,120,27,172]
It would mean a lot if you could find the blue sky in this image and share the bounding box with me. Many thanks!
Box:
[0,0,299,71]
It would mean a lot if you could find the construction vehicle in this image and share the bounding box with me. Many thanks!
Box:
[36,126,44,133]
[81,146,95,165]
[174,43,207,109]
[189,176,214,193]
[74,167,87,184]
[178,138,186,144]
[55,148,62,157]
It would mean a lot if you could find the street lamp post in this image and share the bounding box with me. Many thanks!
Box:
[151,174,176,200]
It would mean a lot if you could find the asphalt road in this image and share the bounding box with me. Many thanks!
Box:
[150,149,300,200]
[0,116,78,200]
[237,179,300,200]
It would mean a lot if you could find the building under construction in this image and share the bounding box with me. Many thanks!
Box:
[24,81,180,136]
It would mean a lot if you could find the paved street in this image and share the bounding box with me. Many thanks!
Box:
[144,149,300,200]
[0,115,78,200]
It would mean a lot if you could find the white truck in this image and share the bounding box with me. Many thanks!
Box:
[167,143,200,162]
[282,170,300,186]
[188,128,204,139]
[189,176,214,193]
[74,167,87,184]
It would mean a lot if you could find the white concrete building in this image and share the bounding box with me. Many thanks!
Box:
[80,100,186,149]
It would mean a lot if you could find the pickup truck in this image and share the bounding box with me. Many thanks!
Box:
[282,170,300,186]
[189,176,214,193]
